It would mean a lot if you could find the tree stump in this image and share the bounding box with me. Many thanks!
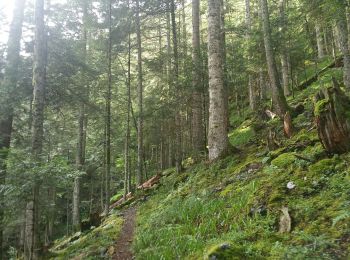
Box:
[284,111,294,138]
[314,78,350,154]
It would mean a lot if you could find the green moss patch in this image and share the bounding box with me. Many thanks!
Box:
[51,214,123,259]
[229,121,255,147]
[271,152,297,168]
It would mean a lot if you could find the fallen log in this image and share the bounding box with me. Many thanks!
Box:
[109,192,133,209]
[137,174,161,190]
[297,56,343,91]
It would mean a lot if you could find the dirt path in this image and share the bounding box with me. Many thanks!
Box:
[112,207,137,260]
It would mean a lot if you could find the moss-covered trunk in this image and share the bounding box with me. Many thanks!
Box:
[315,80,350,154]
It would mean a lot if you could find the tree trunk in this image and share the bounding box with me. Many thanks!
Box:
[170,0,183,173]
[315,79,350,154]
[191,0,205,159]
[279,0,291,97]
[72,177,81,232]
[125,0,132,198]
[136,0,144,185]
[245,0,256,110]
[0,1,25,257]
[207,0,229,161]
[315,25,325,59]
[25,0,46,258]
[73,2,88,227]
[104,0,112,214]
[260,0,289,118]
[259,68,267,100]
[336,6,350,89]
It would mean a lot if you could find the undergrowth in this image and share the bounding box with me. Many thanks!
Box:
[50,214,123,259]
[133,64,350,259]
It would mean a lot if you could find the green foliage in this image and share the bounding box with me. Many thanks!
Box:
[314,99,329,116]
[271,152,297,168]
[51,214,123,259]
[134,109,350,259]
[229,120,255,147]
[205,243,246,259]
[308,158,337,175]
[110,193,123,203]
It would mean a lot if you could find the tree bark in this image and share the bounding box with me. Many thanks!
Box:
[136,0,144,185]
[125,0,132,198]
[170,0,183,173]
[25,0,46,258]
[191,0,205,159]
[72,2,88,229]
[245,0,256,110]
[315,79,350,154]
[336,6,350,89]
[207,0,229,161]
[315,25,325,59]
[104,0,112,213]
[260,0,289,118]
[0,0,25,257]
[279,0,291,97]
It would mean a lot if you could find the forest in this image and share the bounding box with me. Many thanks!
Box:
[1,0,350,259]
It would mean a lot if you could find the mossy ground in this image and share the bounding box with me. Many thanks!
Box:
[133,65,350,259]
[50,213,123,259]
[48,60,350,259]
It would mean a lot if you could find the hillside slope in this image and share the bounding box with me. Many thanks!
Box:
[133,66,350,259]
[49,65,350,260]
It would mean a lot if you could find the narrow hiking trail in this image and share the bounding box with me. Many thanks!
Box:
[112,207,137,260]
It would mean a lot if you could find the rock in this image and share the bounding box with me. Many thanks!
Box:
[99,247,107,257]
[107,246,115,256]
[279,207,292,233]
[287,181,296,190]
[249,205,267,217]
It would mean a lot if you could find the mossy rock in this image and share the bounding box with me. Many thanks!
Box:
[302,143,326,161]
[271,153,297,168]
[206,243,246,260]
[308,158,336,176]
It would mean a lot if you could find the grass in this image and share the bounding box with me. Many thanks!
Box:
[49,58,350,259]
[132,61,350,259]
[50,213,123,259]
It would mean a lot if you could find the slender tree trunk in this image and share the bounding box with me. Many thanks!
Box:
[245,0,256,110]
[25,0,46,258]
[191,0,205,158]
[207,0,229,161]
[279,0,291,96]
[260,0,289,118]
[136,0,144,185]
[72,109,83,231]
[0,1,25,257]
[125,0,132,198]
[166,2,173,169]
[73,2,88,228]
[336,6,350,89]
[221,0,229,130]
[316,25,325,59]
[259,69,267,100]
[170,0,183,173]
[104,0,112,213]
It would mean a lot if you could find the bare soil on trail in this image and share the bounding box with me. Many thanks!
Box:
[112,207,137,260]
